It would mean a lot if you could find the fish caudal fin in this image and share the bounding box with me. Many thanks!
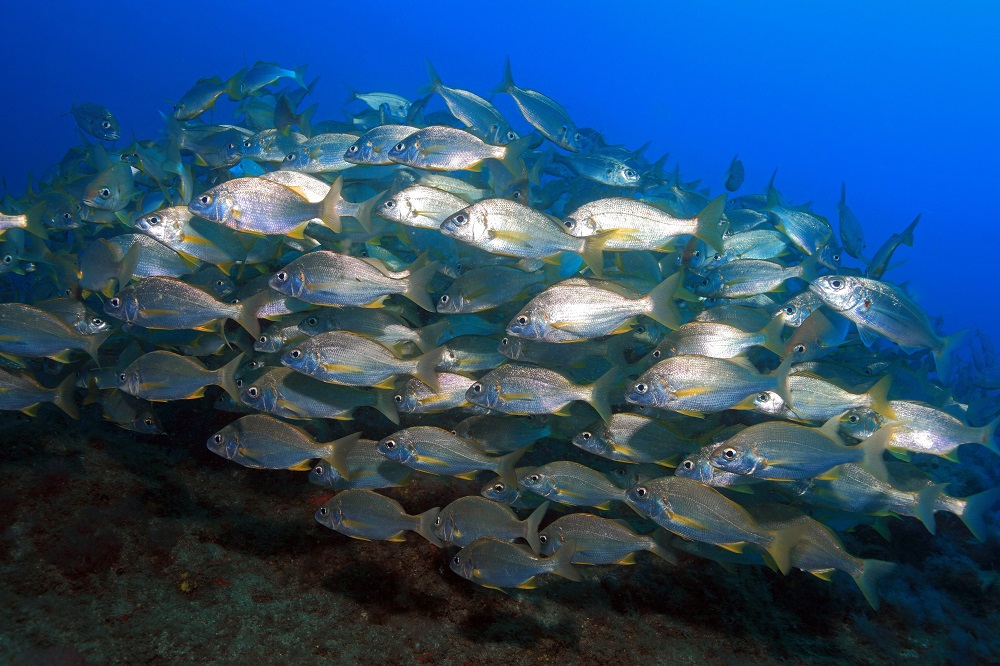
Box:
[86,330,114,364]
[412,347,445,391]
[854,559,896,610]
[54,373,79,420]
[580,231,617,278]
[404,261,440,312]
[766,523,808,575]
[21,202,48,240]
[957,487,1000,542]
[858,426,890,483]
[760,316,787,357]
[373,389,400,424]
[500,136,534,178]
[550,538,582,582]
[321,431,362,481]
[771,354,795,409]
[319,177,343,233]
[351,189,383,234]
[216,352,245,402]
[523,501,549,554]
[933,329,966,384]
[694,194,727,254]
[647,528,680,565]
[644,272,681,330]
[234,290,270,339]
[978,414,1000,456]
[495,447,527,487]
[421,60,443,95]
[416,507,444,547]
[492,57,515,94]
[587,367,618,423]
[867,374,895,420]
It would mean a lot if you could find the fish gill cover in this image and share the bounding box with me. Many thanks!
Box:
[1,3,999,664]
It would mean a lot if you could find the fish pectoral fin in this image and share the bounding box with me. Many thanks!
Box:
[675,409,706,418]
[673,386,711,398]
[516,577,538,590]
[670,513,708,531]
[455,471,479,480]
[500,392,534,401]
[386,532,407,543]
[341,518,369,529]
[592,501,613,510]
[414,454,450,468]
[490,229,533,244]
[717,542,746,554]
[321,363,363,374]
[809,568,836,581]
[371,377,396,389]
[615,552,637,565]
[288,461,313,471]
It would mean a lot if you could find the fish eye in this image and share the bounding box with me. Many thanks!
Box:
[471,382,483,394]
[785,306,796,315]
[635,486,648,498]
[285,153,296,161]
[833,254,841,262]
[144,418,154,426]
[393,394,403,404]
[63,212,73,219]
[636,326,645,333]
[215,279,226,288]
[652,350,661,359]
[538,534,547,544]
[573,132,582,142]
[757,392,770,402]
[199,194,211,205]
[493,483,506,492]
[109,297,121,308]
[243,140,252,148]
[692,250,702,259]
[383,199,395,209]
[319,506,328,517]
[849,414,860,424]
[119,373,126,382]
[633,382,648,394]
[100,188,111,198]
[793,344,806,354]
[516,315,528,326]
[701,278,709,286]
[830,279,844,289]
[348,145,359,153]
[625,169,636,178]
[91,317,104,326]
[506,131,516,141]
[500,337,508,346]
[393,141,406,151]
[580,431,592,441]
[360,250,369,257]
[434,516,441,526]
[259,335,268,343]
[275,271,288,282]
[682,460,694,470]
[213,434,223,444]
[101,120,111,129]
[511,191,521,201]
[236,379,244,388]
[2,255,11,265]
[723,448,736,459]
[439,294,449,304]
[563,219,575,229]
[307,317,318,326]
[451,555,461,566]
[528,474,540,483]
[612,468,627,478]
[453,214,467,226]
[248,387,260,398]
[290,349,302,359]
[383,439,397,450]
[314,464,324,474]
[148,215,160,225]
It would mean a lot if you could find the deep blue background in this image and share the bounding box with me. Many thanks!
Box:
[4,1,997,341]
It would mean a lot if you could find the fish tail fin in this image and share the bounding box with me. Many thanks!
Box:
[412,347,444,391]
[373,389,400,424]
[319,176,344,233]
[404,261,440,312]
[958,487,1000,542]
[772,354,795,409]
[500,135,534,177]
[550,538,582,582]
[492,57,515,94]
[979,414,1000,456]
[916,483,946,535]
[580,230,617,278]
[417,319,447,350]
[760,315,787,357]
[766,523,807,575]
[86,330,114,364]
[644,272,681,330]
[648,528,680,565]
[216,352,245,403]
[798,252,821,283]
[694,194,727,253]
[858,427,890,483]
[587,367,619,423]
[933,329,966,383]
[421,60,443,95]
[352,189,383,235]
[54,373,79,420]
[322,431,362,481]
[496,448,527,487]
[118,242,141,291]
[292,64,309,89]
[867,374,895,420]
[21,202,48,240]
[854,560,896,610]
[416,507,444,547]
[234,290,268,339]
[900,214,920,246]
[523,501,549,554]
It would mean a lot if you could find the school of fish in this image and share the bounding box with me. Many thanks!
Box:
[1,59,998,608]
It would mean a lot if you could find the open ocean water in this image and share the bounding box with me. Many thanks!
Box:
[1,2,998,664]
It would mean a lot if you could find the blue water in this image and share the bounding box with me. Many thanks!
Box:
[5,2,998,341]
